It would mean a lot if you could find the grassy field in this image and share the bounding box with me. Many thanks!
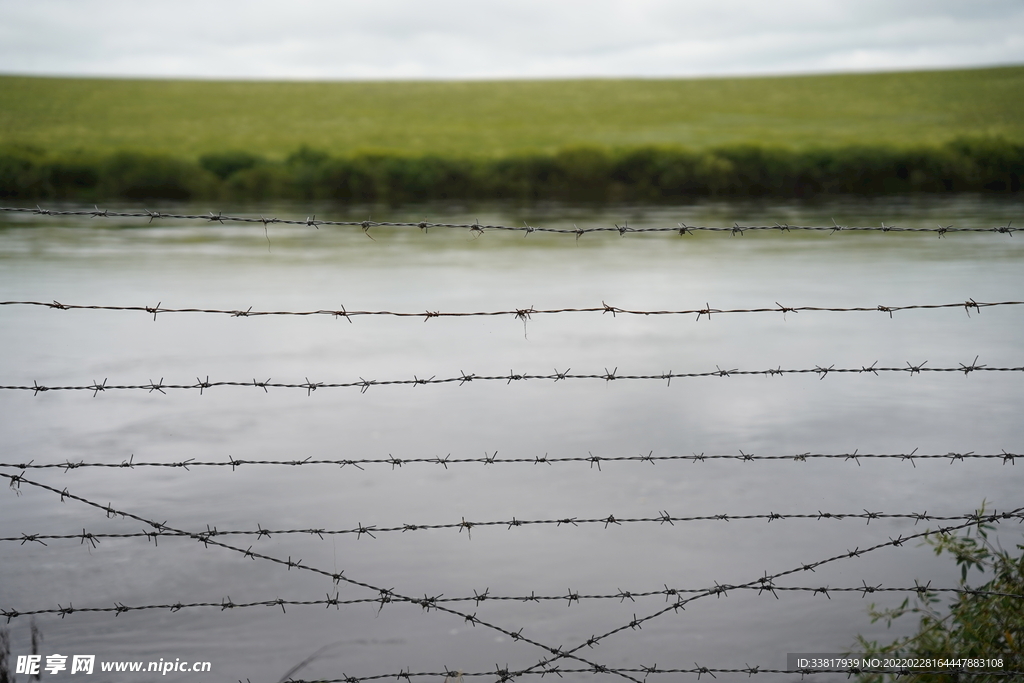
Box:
[2,66,1023,159]
[2,67,1022,202]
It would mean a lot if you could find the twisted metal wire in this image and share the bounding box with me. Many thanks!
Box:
[1,205,1017,237]
[5,584,1021,621]
[3,449,1017,472]
[1,360,1017,396]
[1,509,1001,547]
[0,298,1015,321]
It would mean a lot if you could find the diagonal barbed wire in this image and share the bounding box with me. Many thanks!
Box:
[2,359,1018,395]
[0,298,1017,322]
[508,506,1024,681]
[3,449,1017,472]
[0,509,1002,547]
[0,472,641,682]
[1,205,1017,238]
[4,583,1021,621]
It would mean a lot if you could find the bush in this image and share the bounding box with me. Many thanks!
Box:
[1,138,1022,203]
[0,146,49,199]
[223,163,286,200]
[854,508,1024,683]
[610,146,691,199]
[99,152,213,201]
[481,153,558,200]
[198,150,263,180]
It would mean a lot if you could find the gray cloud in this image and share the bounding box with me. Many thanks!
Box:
[0,0,1021,79]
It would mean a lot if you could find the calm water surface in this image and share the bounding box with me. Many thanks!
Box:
[1,196,1023,682]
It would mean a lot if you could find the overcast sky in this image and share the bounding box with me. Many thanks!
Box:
[2,0,1022,80]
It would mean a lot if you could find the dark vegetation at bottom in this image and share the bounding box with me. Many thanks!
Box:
[0,138,1021,204]
[855,519,1024,683]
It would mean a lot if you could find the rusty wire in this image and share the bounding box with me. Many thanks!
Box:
[1,205,1017,238]
[3,449,1017,472]
[1,359,1017,395]
[0,298,1016,321]
[0,509,1003,547]
[4,471,1022,683]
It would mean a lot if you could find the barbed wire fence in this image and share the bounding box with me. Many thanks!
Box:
[2,206,1023,681]
[3,471,1022,681]
[4,456,1022,679]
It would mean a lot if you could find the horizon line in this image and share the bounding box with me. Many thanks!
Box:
[2,62,1022,85]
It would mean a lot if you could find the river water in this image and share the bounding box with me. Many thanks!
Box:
[1,196,1023,682]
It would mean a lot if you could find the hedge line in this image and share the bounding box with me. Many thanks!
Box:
[1,138,1021,203]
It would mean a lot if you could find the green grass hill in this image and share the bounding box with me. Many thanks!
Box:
[2,67,1022,158]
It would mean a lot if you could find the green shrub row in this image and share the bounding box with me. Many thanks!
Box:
[1,138,1021,203]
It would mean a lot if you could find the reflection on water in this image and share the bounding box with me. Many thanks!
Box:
[1,196,1023,682]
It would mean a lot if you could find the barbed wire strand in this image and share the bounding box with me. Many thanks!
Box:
[4,449,1017,472]
[5,584,1021,620]
[1,509,1003,547]
[5,470,1021,683]
[1,206,1017,238]
[0,298,1017,321]
[2,360,1018,396]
